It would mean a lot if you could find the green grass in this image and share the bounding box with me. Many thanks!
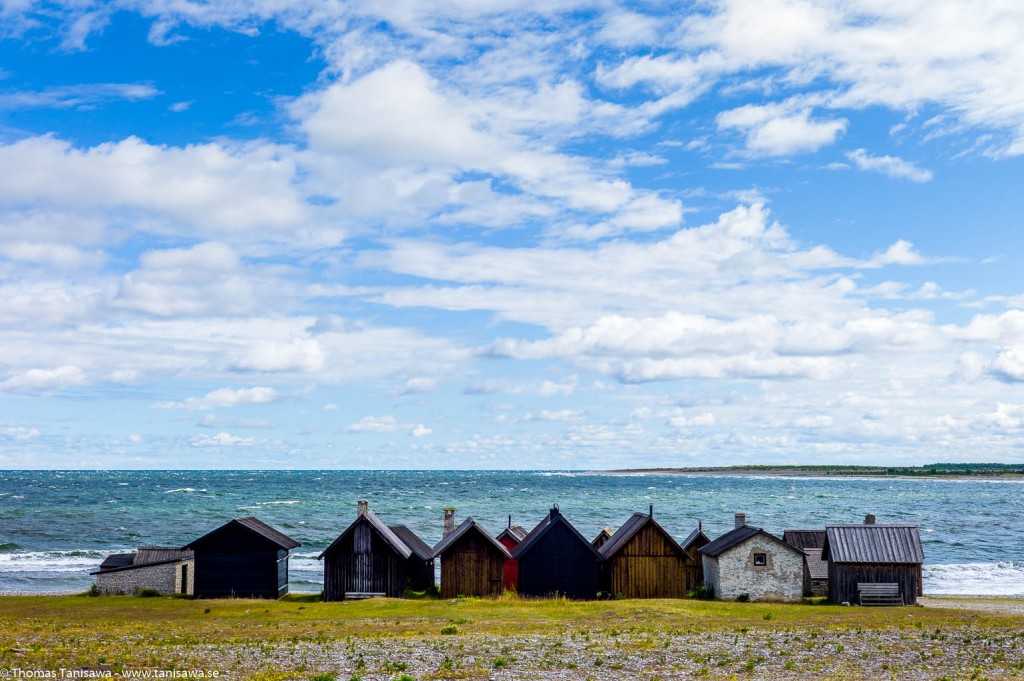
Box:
[1,594,1020,676]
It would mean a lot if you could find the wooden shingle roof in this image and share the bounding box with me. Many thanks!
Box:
[783,530,826,551]
[432,517,511,559]
[317,510,412,560]
[823,525,924,564]
[389,524,434,562]
[184,516,300,551]
[803,547,828,580]
[599,512,685,559]
[511,508,603,561]
[700,525,802,558]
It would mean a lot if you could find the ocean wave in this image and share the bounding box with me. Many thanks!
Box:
[0,549,111,573]
[255,500,300,505]
[923,561,1024,596]
[0,542,24,552]
[163,488,206,494]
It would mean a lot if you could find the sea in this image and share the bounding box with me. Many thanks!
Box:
[1,470,1022,596]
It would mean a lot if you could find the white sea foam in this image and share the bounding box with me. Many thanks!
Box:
[923,561,1024,596]
[0,550,111,573]
[255,500,300,505]
[163,488,205,493]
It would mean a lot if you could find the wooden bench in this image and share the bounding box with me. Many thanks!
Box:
[344,592,386,600]
[857,582,903,606]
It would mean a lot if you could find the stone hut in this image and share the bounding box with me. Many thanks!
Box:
[91,547,194,595]
[699,513,804,603]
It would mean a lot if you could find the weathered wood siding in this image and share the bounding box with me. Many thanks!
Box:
[827,562,919,605]
[192,526,288,599]
[322,521,408,600]
[683,535,709,592]
[607,523,691,598]
[439,532,504,598]
[517,521,600,600]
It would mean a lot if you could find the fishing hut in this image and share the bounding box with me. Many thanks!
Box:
[319,500,434,600]
[512,506,603,600]
[496,516,528,591]
[599,506,695,599]
[432,511,510,598]
[784,529,829,597]
[184,517,300,599]
[822,516,924,605]
[700,513,804,602]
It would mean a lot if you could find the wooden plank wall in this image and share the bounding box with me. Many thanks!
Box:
[827,562,920,605]
[608,523,691,598]
[517,522,599,599]
[439,532,504,598]
[322,522,408,600]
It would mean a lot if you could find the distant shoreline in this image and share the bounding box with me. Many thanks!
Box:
[593,465,1024,480]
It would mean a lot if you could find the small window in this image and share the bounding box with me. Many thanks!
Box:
[753,553,767,566]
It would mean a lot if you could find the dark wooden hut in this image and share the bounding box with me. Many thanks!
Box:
[184,517,300,599]
[512,506,603,600]
[591,528,613,550]
[433,517,510,598]
[319,500,434,600]
[496,516,528,592]
[680,524,711,591]
[784,530,828,597]
[822,523,924,605]
[599,508,695,599]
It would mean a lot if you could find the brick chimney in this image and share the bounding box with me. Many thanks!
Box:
[735,512,746,529]
[356,500,368,516]
[864,514,876,525]
[443,507,457,537]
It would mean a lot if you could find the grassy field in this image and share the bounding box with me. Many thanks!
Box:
[2,594,1023,679]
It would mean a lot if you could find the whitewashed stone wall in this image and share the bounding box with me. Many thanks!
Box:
[96,559,194,595]
[703,535,803,602]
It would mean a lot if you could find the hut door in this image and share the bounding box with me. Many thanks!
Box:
[180,564,188,594]
[354,524,372,591]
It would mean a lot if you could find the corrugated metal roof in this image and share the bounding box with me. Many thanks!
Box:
[389,524,434,562]
[783,530,826,550]
[432,517,511,559]
[135,547,193,565]
[317,511,412,560]
[823,525,924,564]
[803,547,828,580]
[511,508,603,561]
[184,517,300,551]
[700,525,802,558]
[599,512,686,559]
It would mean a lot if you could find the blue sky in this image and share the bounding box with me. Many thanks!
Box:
[2,1,1024,469]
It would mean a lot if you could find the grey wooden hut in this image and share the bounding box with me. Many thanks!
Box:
[591,528,613,550]
[680,524,711,590]
[784,529,828,597]
[433,517,510,598]
[822,522,924,605]
[319,500,434,600]
[599,508,694,599]
[184,517,300,599]
[512,506,603,600]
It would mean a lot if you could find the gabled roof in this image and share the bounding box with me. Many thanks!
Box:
[591,528,613,548]
[511,509,603,561]
[184,516,300,551]
[432,517,511,559]
[783,530,826,551]
[699,525,802,558]
[389,524,434,562]
[497,525,527,544]
[317,510,412,560]
[823,525,924,564]
[599,512,686,559]
[681,527,711,553]
[803,547,828,580]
